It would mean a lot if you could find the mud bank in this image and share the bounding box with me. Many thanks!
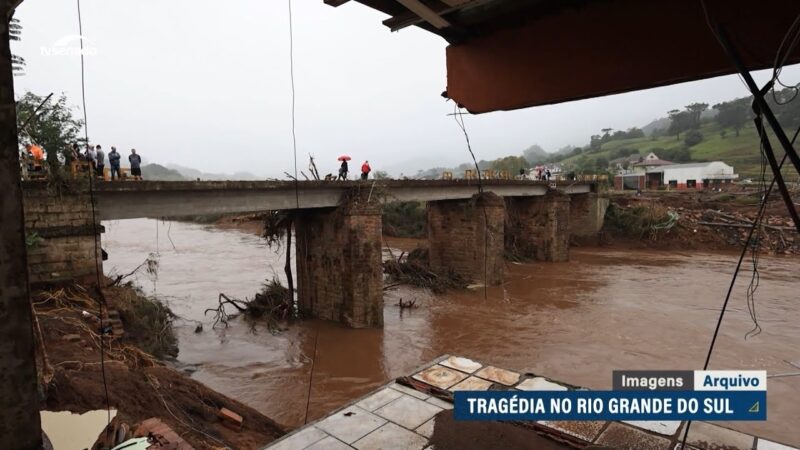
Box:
[33,280,284,449]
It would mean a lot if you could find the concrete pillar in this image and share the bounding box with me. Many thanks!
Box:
[427,192,505,285]
[295,192,383,328]
[505,191,571,262]
[22,183,103,285]
[0,2,43,448]
[569,193,610,242]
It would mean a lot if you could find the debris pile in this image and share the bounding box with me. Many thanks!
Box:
[33,280,285,449]
[383,248,468,293]
[603,194,798,255]
[208,279,293,333]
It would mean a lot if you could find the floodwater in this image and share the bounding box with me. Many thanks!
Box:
[103,219,800,445]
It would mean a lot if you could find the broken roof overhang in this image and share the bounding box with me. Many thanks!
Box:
[326,0,800,113]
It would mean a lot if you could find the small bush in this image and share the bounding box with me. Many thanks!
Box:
[684,130,704,147]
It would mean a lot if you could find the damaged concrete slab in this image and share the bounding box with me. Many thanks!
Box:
[262,356,798,450]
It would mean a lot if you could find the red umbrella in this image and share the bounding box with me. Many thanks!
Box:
[338,155,351,161]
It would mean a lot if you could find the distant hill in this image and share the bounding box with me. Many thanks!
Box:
[555,121,781,177]
[166,163,261,181]
[140,163,188,181]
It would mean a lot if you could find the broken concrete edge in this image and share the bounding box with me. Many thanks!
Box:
[263,355,798,450]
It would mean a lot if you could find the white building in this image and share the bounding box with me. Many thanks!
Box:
[650,161,738,189]
[614,161,738,190]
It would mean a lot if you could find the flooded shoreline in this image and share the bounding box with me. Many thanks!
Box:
[103,219,800,445]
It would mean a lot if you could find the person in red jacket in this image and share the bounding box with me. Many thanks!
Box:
[361,160,371,180]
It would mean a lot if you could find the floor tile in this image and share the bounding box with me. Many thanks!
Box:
[413,365,468,390]
[315,406,387,444]
[356,388,404,412]
[450,376,493,391]
[758,438,798,450]
[426,396,453,410]
[268,426,328,450]
[623,420,682,436]
[517,377,568,391]
[305,436,353,450]
[475,366,520,386]
[353,422,429,450]
[374,395,443,430]
[439,356,482,374]
[389,383,430,400]
[595,422,672,450]
[686,422,754,450]
[538,420,606,442]
[415,418,435,438]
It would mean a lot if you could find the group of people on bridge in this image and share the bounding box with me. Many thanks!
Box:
[19,141,144,181]
[336,158,371,180]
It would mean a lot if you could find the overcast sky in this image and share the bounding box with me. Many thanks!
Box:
[12,0,800,177]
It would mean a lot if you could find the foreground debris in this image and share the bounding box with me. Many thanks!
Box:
[33,279,285,450]
[598,191,799,255]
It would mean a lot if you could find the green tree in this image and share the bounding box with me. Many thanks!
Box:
[16,92,84,172]
[684,129,703,147]
[685,102,708,129]
[373,170,389,179]
[667,109,691,140]
[713,97,751,136]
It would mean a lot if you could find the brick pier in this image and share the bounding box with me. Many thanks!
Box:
[505,190,571,262]
[295,189,384,328]
[427,192,505,286]
[22,184,103,285]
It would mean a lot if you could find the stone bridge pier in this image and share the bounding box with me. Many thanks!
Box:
[294,190,384,328]
[505,190,571,262]
[22,184,103,285]
[427,192,506,285]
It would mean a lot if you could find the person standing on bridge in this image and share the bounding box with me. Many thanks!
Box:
[361,160,371,180]
[108,147,121,180]
[95,145,105,179]
[129,148,143,181]
[338,160,349,180]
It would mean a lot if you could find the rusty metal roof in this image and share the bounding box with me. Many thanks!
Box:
[326,0,800,113]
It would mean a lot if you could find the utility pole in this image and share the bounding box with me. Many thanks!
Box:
[0,0,43,448]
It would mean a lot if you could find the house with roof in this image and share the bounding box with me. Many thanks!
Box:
[615,160,738,190]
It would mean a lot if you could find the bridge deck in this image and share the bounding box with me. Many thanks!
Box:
[23,179,595,220]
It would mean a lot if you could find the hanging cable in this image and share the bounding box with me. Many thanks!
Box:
[76,0,112,428]
[679,124,800,449]
[288,0,299,208]
[453,105,489,300]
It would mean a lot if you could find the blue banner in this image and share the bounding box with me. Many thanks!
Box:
[453,390,766,421]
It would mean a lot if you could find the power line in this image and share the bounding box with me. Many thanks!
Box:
[76,0,112,428]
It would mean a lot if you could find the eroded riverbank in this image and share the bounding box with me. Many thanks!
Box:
[103,218,800,445]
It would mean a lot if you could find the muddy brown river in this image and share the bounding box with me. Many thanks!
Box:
[103,219,800,445]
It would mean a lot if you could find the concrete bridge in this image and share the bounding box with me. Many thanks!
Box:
[21,179,607,329]
[88,179,593,220]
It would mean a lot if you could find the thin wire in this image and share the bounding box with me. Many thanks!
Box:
[453,105,489,299]
[288,0,299,208]
[76,0,112,428]
[679,126,799,449]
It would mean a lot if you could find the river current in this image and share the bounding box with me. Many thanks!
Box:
[103,218,800,444]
